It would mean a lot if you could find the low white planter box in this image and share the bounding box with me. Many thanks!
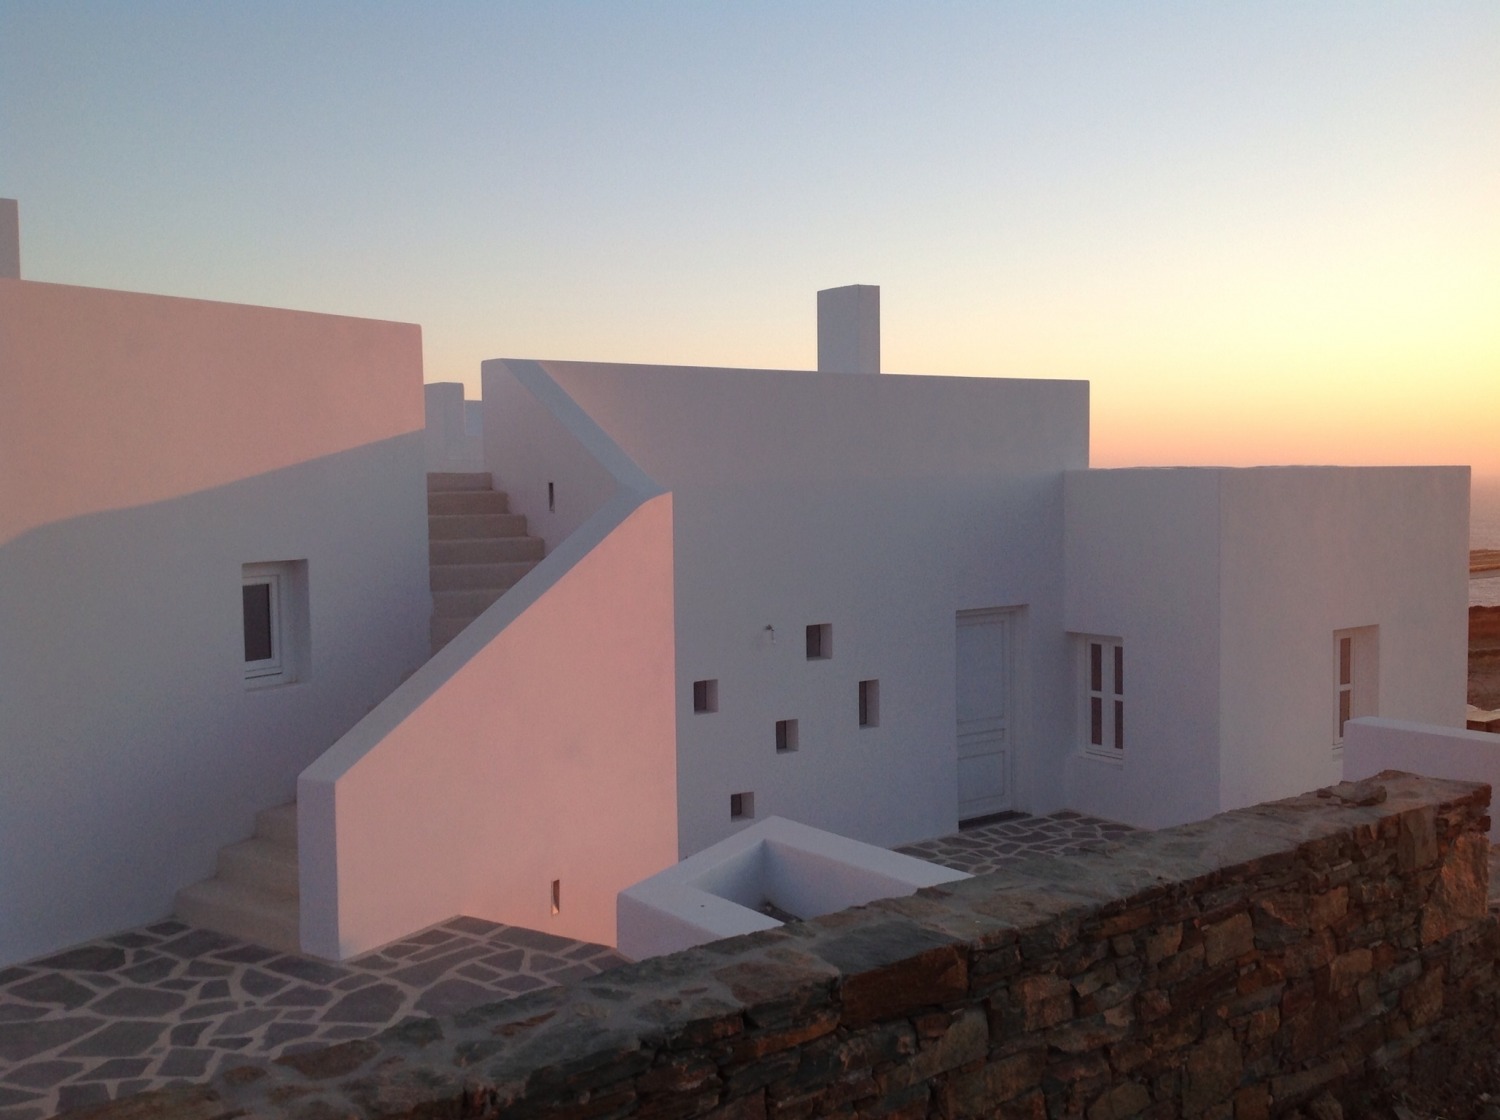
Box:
[617,816,970,960]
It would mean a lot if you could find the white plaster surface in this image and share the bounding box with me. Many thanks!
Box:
[0,279,428,968]
[1215,467,1468,810]
[817,284,879,374]
[510,360,1089,859]
[617,816,969,960]
[1064,469,1225,829]
[1064,466,1469,830]
[300,365,677,957]
[1343,717,1500,842]
[423,382,483,471]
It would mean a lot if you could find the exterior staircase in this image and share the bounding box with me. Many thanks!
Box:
[427,471,544,655]
[174,472,543,953]
[174,802,299,953]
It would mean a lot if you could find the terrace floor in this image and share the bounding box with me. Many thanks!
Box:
[0,810,1131,1120]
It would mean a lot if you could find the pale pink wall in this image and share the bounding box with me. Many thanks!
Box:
[299,493,677,956]
[0,279,420,545]
[0,277,427,967]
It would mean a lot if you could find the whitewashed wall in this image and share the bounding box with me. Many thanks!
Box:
[1216,467,1469,809]
[302,362,676,956]
[1063,466,1469,830]
[498,361,1089,858]
[0,279,428,967]
[1063,469,1226,829]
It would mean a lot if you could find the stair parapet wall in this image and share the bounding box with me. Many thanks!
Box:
[300,360,674,960]
[169,772,1497,1118]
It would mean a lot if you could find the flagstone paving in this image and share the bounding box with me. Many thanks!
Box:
[897,809,1139,874]
[0,811,1133,1120]
[0,917,626,1120]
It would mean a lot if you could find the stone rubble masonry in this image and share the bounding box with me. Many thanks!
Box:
[69,772,1500,1120]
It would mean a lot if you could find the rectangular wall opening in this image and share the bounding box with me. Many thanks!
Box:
[729,791,755,821]
[692,679,719,714]
[858,680,880,728]
[806,623,832,660]
[550,879,561,915]
[775,719,799,753]
[547,481,555,512]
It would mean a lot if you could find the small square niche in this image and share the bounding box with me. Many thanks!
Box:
[730,791,755,821]
[692,679,719,714]
[775,719,799,753]
[805,623,832,661]
[858,680,880,728]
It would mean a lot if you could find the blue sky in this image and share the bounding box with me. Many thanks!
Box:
[3,1,1497,472]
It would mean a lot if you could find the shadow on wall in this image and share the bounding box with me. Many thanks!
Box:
[0,435,428,968]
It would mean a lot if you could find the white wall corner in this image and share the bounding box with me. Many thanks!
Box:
[0,199,19,279]
[817,285,879,374]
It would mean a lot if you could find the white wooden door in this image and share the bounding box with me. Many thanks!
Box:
[956,608,1015,821]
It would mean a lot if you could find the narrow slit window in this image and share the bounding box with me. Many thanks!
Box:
[858,679,880,728]
[805,623,832,661]
[550,879,560,915]
[775,719,799,753]
[692,679,718,714]
[547,481,555,512]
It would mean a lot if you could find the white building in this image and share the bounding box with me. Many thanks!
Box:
[0,201,1471,967]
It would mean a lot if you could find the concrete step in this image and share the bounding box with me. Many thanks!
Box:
[430,536,544,565]
[429,561,535,593]
[430,615,471,654]
[432,588,507,618]
[427,490,510,516]
[175,877,300,955]
[427,471,492,492]
[218,837,298,897]
[255,802,298,846]
[428,512,528,541]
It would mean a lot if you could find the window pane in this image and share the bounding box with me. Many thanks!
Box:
[243,583,273,662]
[1113,645,1124,696]
[1090,697,1103,746]
[1090,643,1102,693]
[1339,689,1352,736]
[1339,637,1352,686]
[1114,699,1124,751]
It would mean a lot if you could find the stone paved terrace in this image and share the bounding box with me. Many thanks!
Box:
[0,811,1130,1120]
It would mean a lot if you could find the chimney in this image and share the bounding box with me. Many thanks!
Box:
[816,284,879,373]
[0,199,17,279]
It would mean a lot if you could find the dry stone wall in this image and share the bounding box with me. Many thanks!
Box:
[94,773,1498,1119]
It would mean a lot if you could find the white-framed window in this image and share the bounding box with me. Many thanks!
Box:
[242,561,307,688]
[1333,626,1379,747]
[1079,636,1124,756]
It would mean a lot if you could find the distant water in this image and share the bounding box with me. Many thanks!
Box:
[1472,477,1500,608]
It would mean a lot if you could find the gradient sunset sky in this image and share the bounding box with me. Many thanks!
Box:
[3,2,1496,476]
